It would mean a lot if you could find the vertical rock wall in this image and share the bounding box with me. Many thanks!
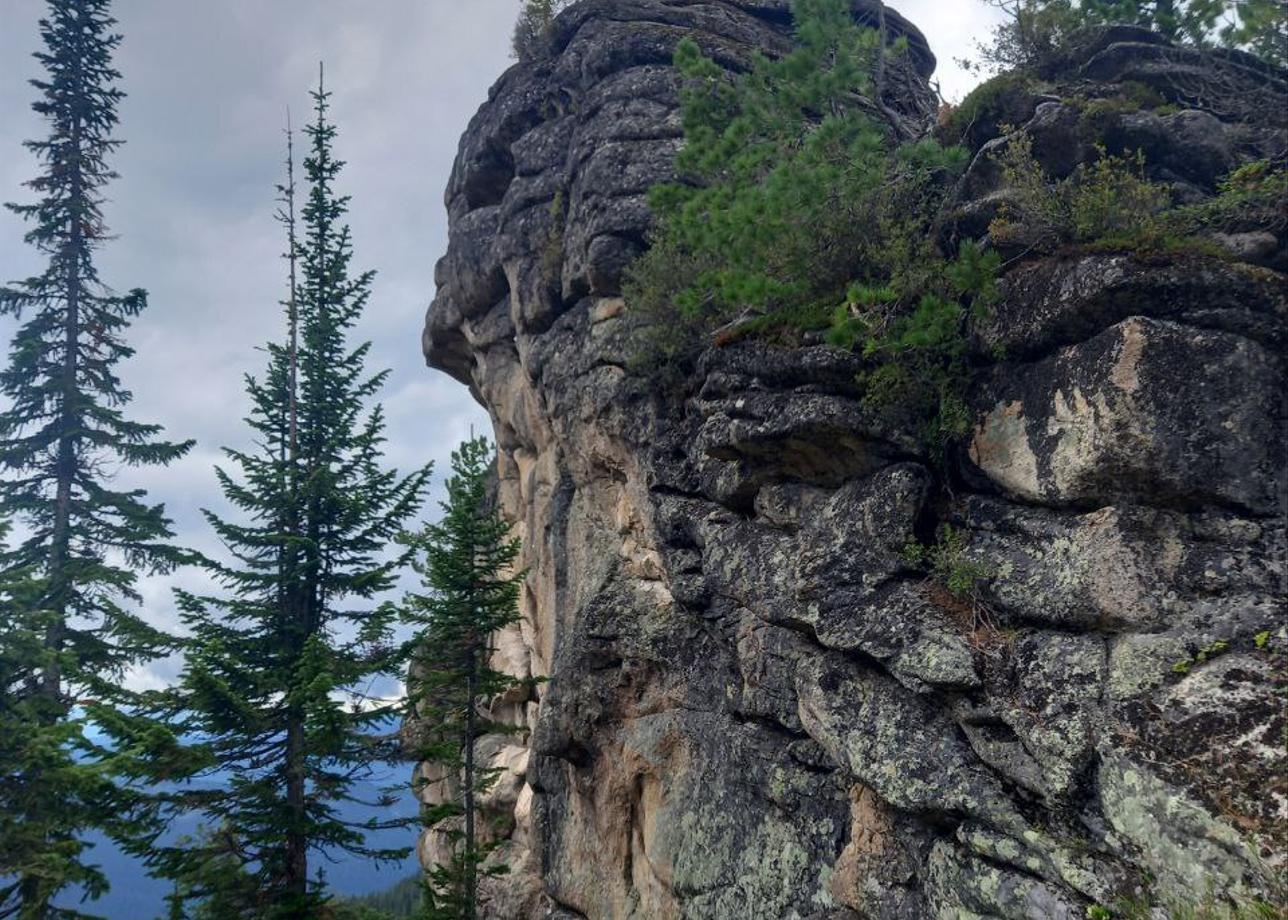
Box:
[418,4,1286,917]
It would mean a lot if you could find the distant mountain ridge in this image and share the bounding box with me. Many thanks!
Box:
[58,763,420,919]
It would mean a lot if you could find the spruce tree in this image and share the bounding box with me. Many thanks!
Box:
[401,437,524,920]
[0,1,194,914]
[164,70,430,919]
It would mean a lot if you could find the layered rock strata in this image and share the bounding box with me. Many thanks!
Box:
[417,3,1287,917]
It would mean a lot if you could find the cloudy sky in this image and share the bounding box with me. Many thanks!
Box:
[0,0,1004,691]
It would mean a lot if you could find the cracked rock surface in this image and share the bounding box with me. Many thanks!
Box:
[416,3,1286,917]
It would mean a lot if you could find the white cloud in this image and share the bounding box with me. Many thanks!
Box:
[894,0,1010,100]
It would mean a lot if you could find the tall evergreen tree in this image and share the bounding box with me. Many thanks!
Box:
[164,70,430,919]
[0,1,194,914]
[401,437,524,920]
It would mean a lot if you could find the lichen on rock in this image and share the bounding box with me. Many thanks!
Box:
[415,2,1287,916]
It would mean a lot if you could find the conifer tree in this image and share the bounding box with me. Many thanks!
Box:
[511,0,572,59]
[401,437,524,920]
[0,1,194,914]
[976,0,1287,69]
[164,70,430,919]
[1223,0,1288,68]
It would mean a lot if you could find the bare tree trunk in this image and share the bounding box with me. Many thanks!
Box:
[284,116,299,460]
[22,64,85,920]
[464,637,478,920]
[285,709,308,909]
[871,0,917,143]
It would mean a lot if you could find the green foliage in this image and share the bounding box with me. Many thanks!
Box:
[0,527,111,916]
[400,437,525,920]
[991,134,1288,262]
[626,0,995,451]
[630,0,891,323]
[902,524,993,600]
[1066,149,1171,241]
[1219,0,1288,68]
[1072,81,1172,122]
[335,875,422,918]
[968,0,1085,72]
[970,0,1288,72]
[939,70,1042,145]
[1084,0,1231,46]
[1172,638,1232,674]
[512,0,571,60]
[1169,158,1288,236]
[163,827,263,920]
[0,539,199,914]
[828,241,1000,447]
[162,73,430,918]
[989,133,1170,250]
[541,189,567,286]
[0,2,197,913]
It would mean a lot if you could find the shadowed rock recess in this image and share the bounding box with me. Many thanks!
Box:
[417,2,1286,917]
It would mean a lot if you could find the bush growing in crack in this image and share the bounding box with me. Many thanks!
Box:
[1170,158,1288,237]
[900,524,1016,655]
[988,132,1172,250]
[625,0,1000,452]
[541,188,567,289]
[901,524,994,602]
[988,132,1288,259]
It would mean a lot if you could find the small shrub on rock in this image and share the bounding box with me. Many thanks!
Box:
[938,70,1045,147]
[1169,158,1288,236]
[990,131,1287,261]
[626,0,997,450]
[989,132,1170,249]
[902,524,993,601]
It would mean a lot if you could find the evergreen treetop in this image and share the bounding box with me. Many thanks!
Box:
[163,69,430,919]
[626,0,994,451]
[0,1,195,913]
[401,436,524,920]
[0,0,192,689]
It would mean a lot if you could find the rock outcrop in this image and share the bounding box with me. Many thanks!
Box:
[417,3,1287,917]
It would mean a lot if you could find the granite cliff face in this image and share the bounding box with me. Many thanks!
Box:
[418,3,1287,917]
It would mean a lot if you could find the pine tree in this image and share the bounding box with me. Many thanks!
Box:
[164,69,430,919]
[511,0,572,59]
[1221,0,1288,67]
[401,437,524,920]
[0,2,194,914]
[976,0,1287,69]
